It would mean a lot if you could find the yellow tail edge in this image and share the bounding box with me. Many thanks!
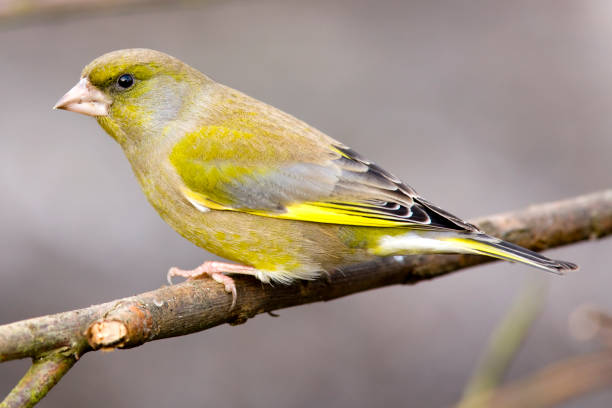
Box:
[443,235,578,274]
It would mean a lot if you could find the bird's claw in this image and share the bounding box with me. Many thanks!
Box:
[166,261,255,310]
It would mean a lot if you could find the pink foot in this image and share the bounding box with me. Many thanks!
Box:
[167,261,256,309]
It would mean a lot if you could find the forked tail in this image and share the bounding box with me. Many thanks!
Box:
[442,233,578,274]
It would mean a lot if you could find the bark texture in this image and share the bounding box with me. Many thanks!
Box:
[1,189,611,407]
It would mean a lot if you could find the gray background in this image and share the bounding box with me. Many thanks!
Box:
[1,1,611,407]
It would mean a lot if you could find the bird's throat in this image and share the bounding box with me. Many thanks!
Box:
[97,116,127,145]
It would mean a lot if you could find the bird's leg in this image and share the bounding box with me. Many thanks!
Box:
[167,261,257,309]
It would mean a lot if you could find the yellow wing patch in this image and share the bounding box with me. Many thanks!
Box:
[181,188,227,211]
[181,188,409,227]
[252,202,409,227]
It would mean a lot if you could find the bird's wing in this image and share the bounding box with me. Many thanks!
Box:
[170,125,478,232]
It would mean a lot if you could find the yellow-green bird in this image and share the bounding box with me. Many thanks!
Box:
[54,49,577,306]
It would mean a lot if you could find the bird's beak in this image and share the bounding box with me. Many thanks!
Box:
[53,78,111,117]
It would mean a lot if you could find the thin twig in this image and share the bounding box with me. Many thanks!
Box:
[0,0,175,20]
[1,189,611,407]
[459,279,547,403]
[457,351,612,408]
[0,353,77,408]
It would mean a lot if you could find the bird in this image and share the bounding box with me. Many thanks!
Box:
[54,48,577,308]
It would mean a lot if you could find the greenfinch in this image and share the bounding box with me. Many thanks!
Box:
[54,49,577,306]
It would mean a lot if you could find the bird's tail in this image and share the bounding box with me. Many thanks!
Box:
[442,233,578,274]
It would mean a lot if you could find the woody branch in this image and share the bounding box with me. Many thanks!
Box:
[1,189,611,408]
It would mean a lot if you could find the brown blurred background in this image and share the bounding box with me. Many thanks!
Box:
[1,0,611,406]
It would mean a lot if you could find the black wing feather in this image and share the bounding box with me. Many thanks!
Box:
[332,144,479,232]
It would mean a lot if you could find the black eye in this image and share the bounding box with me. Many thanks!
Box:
[117,74,134,89]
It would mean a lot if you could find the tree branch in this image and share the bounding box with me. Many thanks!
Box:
[459,279,547,402]
[1,189,611,407]
[1,354,76,408]
[457,351,612,408]
[0,0,179,21]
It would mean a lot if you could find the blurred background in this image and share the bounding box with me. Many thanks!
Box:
[1,0,611,407]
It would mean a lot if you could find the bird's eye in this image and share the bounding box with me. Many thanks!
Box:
[117,74,134,89]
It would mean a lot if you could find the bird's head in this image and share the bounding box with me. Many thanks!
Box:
[54,48,206,144]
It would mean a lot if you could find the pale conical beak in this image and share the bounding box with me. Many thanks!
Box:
[54,78,112,117]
